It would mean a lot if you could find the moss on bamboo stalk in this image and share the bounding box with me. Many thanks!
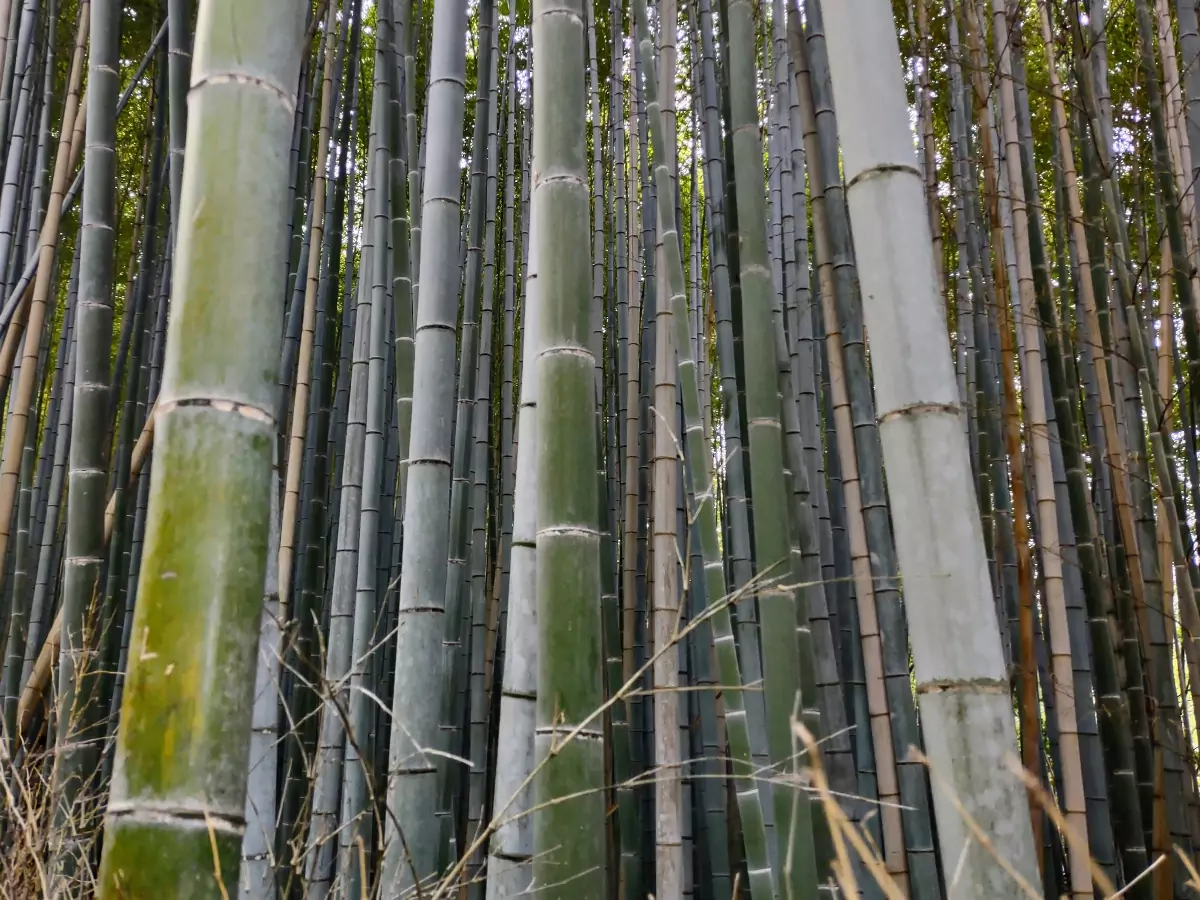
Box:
[96,1,304,896]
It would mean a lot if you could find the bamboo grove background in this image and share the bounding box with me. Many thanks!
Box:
[0,0,1198,896]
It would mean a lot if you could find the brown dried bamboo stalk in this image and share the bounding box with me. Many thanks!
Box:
[0,5,89,603]
[1157,238,1184,714]
[991,1,1091,894]
[277,0,338,620]
[0,81,93,409]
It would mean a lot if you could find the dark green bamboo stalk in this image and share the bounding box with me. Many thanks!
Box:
[724,0,822,891]
[165,0,190,231]
[528,0,606,886]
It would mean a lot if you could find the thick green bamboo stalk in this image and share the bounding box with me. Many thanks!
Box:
[529,0,606,890]
[96,1,305,896]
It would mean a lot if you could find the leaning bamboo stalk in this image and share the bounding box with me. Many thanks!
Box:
[821,0,1042,892]
[11,20,165,732]
[0,2,87,604]
[0,12,164,341]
